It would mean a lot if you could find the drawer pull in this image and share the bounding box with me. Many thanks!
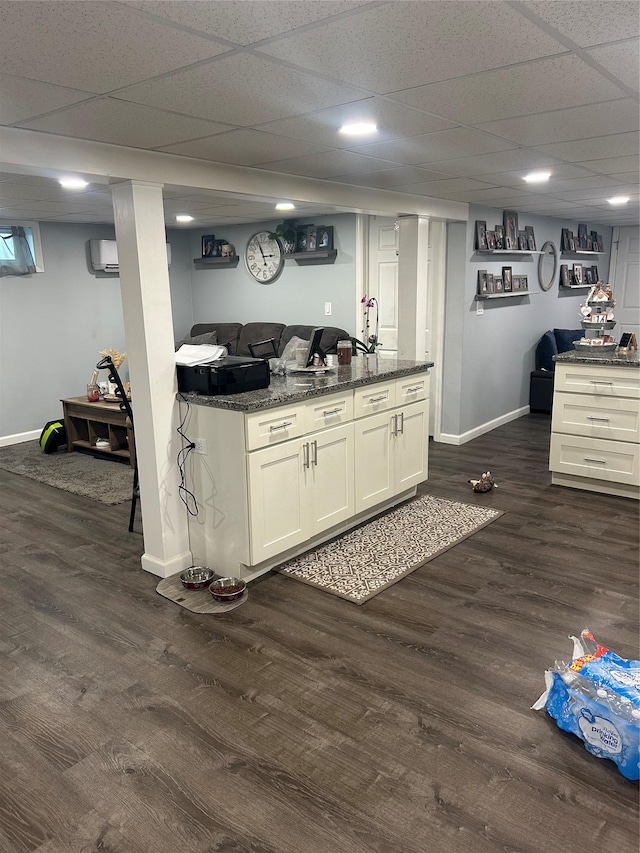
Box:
[397,411,405,434]
[406,385,422,393]
[322,407,342,416]
[303,443,310,469]
[586,416,610,422]
[369,395,387,403]
[583,457,607,464]
[589,380,613,385]
[311,439,318,466]
[270,421,293,432]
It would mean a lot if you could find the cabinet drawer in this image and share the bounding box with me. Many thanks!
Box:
[245,404,308,451]
[306,391,354,431]
[396,372,430,405]
[554,364,640,399]
[353,381,396,419]
[550,433,640,486]
[552,392,640,443]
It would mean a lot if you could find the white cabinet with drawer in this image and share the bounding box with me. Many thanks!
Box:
[550,362,640,499]
[185,368,431,579]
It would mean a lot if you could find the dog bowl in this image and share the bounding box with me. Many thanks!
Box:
[209,577,246,602]
[179,566,216,590]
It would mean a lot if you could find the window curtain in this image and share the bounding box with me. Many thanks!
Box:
[0,226,36,276]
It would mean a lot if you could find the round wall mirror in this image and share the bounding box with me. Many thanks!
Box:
[538,240,558,291]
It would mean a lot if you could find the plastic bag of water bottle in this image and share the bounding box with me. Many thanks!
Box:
[532,628,640,780]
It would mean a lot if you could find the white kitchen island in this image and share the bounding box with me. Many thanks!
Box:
[179,358,433,581]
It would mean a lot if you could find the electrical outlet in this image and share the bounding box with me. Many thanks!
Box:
[476,301,484,315]
[193,438,207,454]
[324,301,332,316]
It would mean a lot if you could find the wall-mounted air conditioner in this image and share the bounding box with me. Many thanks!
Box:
[90,239,172,273]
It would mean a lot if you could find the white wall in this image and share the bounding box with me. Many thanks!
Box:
[0,222,191,438]
[189,214,358,334]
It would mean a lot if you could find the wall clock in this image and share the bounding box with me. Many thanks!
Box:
[245,230,284,284]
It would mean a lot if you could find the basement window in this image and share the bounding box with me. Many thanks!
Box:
[0,220,44,274]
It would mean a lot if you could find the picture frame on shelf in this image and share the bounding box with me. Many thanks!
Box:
[586,235,593,251]
[296,229,308,252]
[521,274,528,291]
[486,273,495,293]
[573,263,584,285]
[590,230,598,250]
[306,227,317,252]
[494,224,505,250]
[201,234,215,257]
[561,228,570,251]
[584,267,593,285]
[475,220,488,251]
[578,223,588,249]
[517,231,528,251]
[525,225,536,251]
[316,226,333,250]
[494,275,503,293]
[477,270,488,295]
[560,264,570,287]
[486,230,496,250]
[568,232,576,251]
[503,210,518,247]
[596,234,604,252]
[591,265,599,281]
[512,275,521,291]
[502,266,513,292]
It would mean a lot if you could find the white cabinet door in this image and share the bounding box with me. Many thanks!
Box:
[305,423,354,536]
[395,399,429,491]
[354,410,395,511]
[247,439,308,564]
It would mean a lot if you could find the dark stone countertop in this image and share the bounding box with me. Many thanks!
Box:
[179,358,434,413]
[554,350,640,368]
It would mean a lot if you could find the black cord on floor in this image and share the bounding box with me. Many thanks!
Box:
[177,394,199,516]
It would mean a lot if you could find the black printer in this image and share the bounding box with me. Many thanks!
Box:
[177,356,270,396]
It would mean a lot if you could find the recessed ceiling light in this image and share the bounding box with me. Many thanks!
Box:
[275,202,295,211]
[176,214,194,222]
[523,171,551,183]
[59,177,88,189]
[339,122,377,136]
[608,196,629,205]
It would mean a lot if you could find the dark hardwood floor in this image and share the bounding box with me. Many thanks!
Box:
[0,413,638,853]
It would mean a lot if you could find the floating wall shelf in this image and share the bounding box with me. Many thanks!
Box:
[287,249,338,266]
[193,256,240,269]
[475,291,530,301]
[474,250,541,257]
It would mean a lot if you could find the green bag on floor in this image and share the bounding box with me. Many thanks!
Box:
[39,420,66,454]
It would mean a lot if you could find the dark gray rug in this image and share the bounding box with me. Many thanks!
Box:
[0,440,133,505]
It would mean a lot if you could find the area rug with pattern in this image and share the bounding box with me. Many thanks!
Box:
[276,494,503,604]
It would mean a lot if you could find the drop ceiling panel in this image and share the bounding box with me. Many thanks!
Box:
[158,128,329,165]
[116,53,368,125]
[524,1,640,48]
[0,76,91,125]
[474,164,595,187]
[257,149,401,179]
[258,98,459,148]
[586,39,640,92]
[256,1,566,93]
[0,1,231,93]
[392,55,628,125]
[478,99,639,146]
[351,128,515,166]
[19,99,233,149]
[533,131,640,161]
[554,183,637,201]
[398,177,497,197]
[121,0,370,45]
[421,149,562,178]
[330,165,456,190]
[576,155,640,175]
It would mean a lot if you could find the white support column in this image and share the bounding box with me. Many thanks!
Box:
[111,180,192,578]
[397,215,430,360]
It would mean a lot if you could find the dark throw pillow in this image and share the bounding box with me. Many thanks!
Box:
[554,328,582,354]
[175,330,218,350]
[537,330,557,372]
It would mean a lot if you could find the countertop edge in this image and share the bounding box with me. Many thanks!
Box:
[553,350,640,368]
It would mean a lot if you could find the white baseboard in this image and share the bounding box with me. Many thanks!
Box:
[0,429,41,448]
[439,406,529,445]
[141,550,193,579]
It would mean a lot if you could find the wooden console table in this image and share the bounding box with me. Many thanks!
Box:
[61,397,135,468]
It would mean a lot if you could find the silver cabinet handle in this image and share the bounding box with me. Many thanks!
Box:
[583,457,606,463]
[587,416,610,422]
[270,420,293,432]
[589,380,613,385]
[303,443,310,469]
[311,440,318,466]
[391,414,398,436]
[397,411,404,434]
[323,407,342,416]
[369,395,387,403]
[406,385,422,393]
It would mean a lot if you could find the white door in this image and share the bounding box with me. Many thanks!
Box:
[395,400,430,491]
[354,410,394,510]
[305,423,354,535]
[367,216,398,354]
[248,440,307,563]
[612,227,640,343]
